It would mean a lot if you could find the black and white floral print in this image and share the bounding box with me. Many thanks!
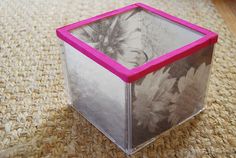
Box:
[132,46,213,147]
[133,63,210,133]
[72,9,147,68]
[168,63,210,125]
[71,8,202,69]
[133,68,176,132]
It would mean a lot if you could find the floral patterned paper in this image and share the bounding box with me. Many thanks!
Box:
[132,45,214,147]
[168,63,210,125]
[71,8,144,68]
[133,68,176,132]
[71,8,203,69]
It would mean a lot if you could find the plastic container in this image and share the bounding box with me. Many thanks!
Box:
[56,3,218,154]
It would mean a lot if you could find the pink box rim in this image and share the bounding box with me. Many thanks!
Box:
[56,3,218,83]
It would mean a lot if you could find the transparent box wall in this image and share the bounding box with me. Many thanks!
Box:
[60,7,215,154]
[62,43,128,151]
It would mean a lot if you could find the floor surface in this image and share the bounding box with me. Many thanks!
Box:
[0,0,236,157]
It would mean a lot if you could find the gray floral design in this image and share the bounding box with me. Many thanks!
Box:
[71,8,202,69]
[72,9,148,68]
[133,68,176,132]
[132,45,213,147]
[168,63,210,125]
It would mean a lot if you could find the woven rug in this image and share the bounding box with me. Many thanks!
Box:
[0,0,235,157]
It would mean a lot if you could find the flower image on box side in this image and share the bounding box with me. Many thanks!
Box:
[133,62,210,133]
[133,68,176,132]
[168,63,210,125]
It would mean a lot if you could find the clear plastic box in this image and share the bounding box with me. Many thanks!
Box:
[56,3,218,154]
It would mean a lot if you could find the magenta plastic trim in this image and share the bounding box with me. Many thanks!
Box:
[56,3,218,83]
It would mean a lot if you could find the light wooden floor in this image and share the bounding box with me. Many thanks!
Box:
[212,0,236,37]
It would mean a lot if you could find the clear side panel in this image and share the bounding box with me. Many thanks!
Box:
[59,41,73,105]
[70,8,203,69]
[63,43,127,149]
[131,45,214,149]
